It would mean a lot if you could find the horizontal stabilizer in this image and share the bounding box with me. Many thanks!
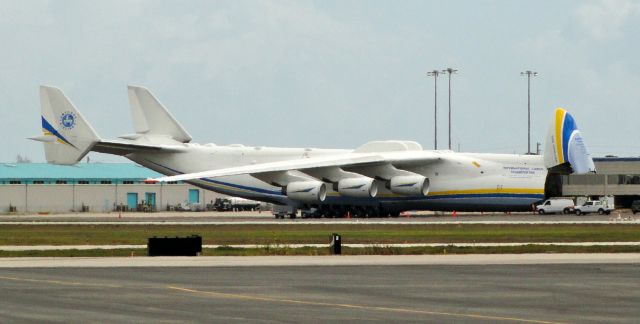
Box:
[92,140,187,156]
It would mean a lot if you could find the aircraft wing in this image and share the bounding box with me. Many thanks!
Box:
[152,151,441,184]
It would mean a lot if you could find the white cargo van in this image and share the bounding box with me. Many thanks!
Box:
[535,198,575,215]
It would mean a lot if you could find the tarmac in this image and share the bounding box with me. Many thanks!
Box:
[0,254,638,323]
[1,210,639,224]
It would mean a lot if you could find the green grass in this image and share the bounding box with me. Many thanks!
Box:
[1,244,639,257]
[0,224,639,246]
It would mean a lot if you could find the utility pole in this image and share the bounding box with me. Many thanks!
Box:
[426,70,441,150]
[441,68,458,150]
[520,70,538,154]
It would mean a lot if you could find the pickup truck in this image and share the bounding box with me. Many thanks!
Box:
[574,200,613,215]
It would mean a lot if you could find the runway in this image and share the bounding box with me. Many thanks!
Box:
[0,254,638,323]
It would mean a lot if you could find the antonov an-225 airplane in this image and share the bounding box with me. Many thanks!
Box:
[31,85,596,218]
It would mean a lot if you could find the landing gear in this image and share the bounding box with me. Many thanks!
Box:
[296,205,402,219]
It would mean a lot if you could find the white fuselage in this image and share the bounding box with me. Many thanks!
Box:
[126,143,547,212]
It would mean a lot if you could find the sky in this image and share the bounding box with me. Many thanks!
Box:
[1,0,639,163]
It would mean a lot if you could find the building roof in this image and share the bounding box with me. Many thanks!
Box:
[0,163,162,180]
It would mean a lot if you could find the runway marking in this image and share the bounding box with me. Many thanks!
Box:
[167,285,565,324]
[0,275,122,288]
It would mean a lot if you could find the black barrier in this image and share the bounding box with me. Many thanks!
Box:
[148,235,202,256]
[330,233,341,255]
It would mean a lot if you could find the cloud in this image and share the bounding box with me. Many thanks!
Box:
[575,0,640,40]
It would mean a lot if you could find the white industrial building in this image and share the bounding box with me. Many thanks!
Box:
[561,157,640,206]
[0,163,225,213]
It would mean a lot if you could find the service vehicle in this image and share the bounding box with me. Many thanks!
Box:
[212,197,261,212]
[574,200,613,215]
[535,198,575,215]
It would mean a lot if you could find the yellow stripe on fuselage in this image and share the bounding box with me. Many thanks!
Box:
[554,108,565,164]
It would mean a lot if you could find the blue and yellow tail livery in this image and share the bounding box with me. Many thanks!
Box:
[544,108,596,174]
[30,86,100,165]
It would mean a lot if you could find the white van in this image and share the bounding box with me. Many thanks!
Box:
[535,198,575,215]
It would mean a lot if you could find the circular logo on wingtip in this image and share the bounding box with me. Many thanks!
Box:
[59,111,77,130]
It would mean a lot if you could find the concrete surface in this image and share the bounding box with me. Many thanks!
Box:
[1,254,639,268]
[0,260,638,323]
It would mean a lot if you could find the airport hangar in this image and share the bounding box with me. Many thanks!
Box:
[0,157,639,213]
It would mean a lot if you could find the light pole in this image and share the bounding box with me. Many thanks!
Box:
[520,70,538,154]
[426,70,441,150]
[442,68,458,150]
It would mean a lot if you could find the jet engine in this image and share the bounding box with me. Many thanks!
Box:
[389,175,429,196]
[337,177,378,198]
[286,181,327,202]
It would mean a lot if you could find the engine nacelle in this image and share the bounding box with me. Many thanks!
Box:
[337,177,378,198]
[286,181,327,202]
[389,175,429,196]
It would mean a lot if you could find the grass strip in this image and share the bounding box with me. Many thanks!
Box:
[1,245,640,257]
[1,224,639,246]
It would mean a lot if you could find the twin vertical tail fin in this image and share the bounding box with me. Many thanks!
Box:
[30,86,101,165]
[127,86,192,143]
[544,108,596,174]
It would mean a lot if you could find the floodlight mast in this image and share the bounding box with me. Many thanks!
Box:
[426,70,441,150]
[520,70,538,154]
[442,68,458,150]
